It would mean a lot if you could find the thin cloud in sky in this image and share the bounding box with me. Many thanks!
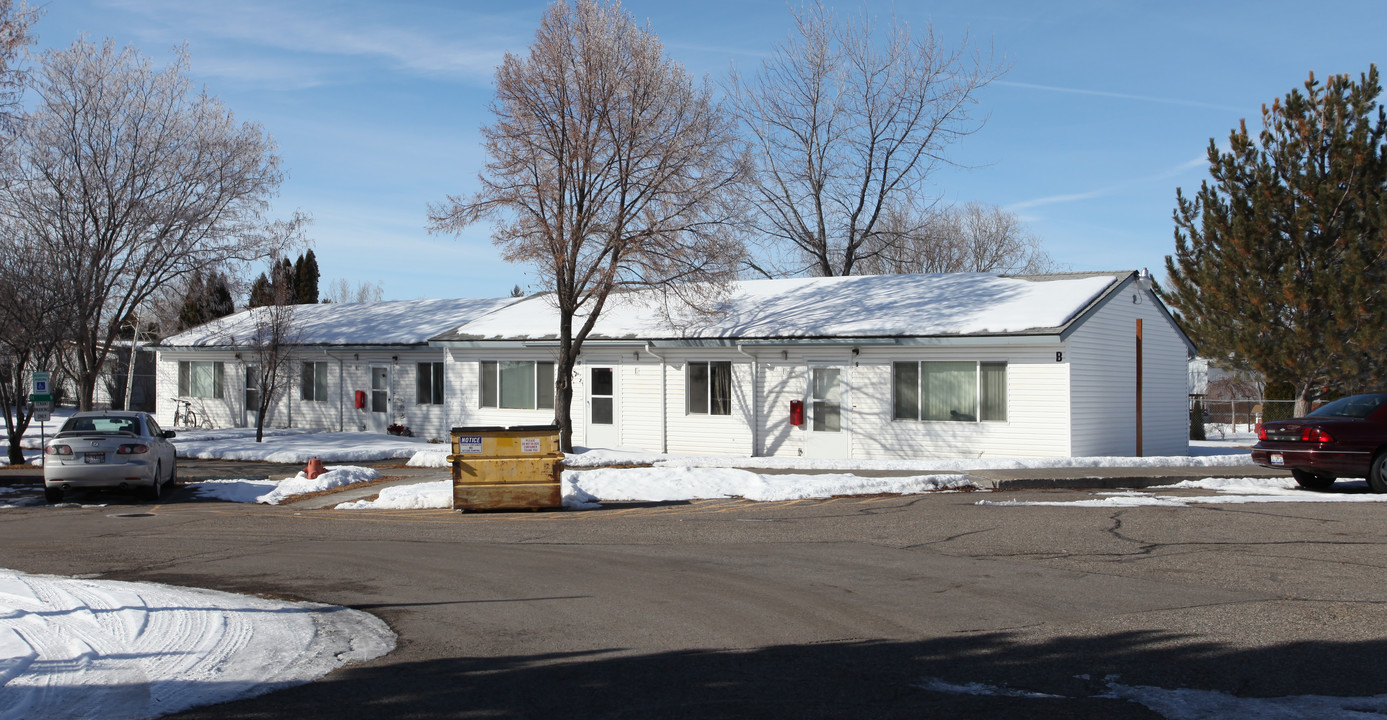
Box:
[99,0,515,84]
[997,80,1247,113]
[1006,155,1208,211]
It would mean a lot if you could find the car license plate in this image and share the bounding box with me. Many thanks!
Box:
[84,452,105,464]
[1270,453,1284,466]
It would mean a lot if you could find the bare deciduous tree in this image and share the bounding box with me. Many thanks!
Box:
[728,2,1002,277]
[239,278,300,443]
[0,39,296,410]
[0,233,68,464]
[321,278,384,304]
[430,0,748,451]
[857,201,1055,275]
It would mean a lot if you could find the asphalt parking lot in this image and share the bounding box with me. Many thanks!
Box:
[2,460,1385,718]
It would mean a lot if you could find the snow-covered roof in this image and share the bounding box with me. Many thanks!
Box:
[161,298,518,348]
[433,272,1133,343]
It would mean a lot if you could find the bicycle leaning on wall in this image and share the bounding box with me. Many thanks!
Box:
[172,397,213,430]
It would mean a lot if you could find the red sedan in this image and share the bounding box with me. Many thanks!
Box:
[1252,393,1387,491]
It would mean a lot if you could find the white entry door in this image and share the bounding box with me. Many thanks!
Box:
[804,364,850,458]
[585,366,620,449]
[369,366,389,432]
[244,365,259,428]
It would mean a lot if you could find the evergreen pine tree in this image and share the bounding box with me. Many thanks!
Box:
[177,271,208,330]
[1163,65,1387,416]
[295,249,320,304]
[205,271,236,318]
[248,272,274,308]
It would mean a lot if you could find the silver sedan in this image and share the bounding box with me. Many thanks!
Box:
[43,411,178,503]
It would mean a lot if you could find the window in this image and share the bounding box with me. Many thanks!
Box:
[479,361,555,410]
[687,361,732,415]
[177,361,224,399]
[892,361,1007,422]
[300,362,329,402]
[417,362,444,405]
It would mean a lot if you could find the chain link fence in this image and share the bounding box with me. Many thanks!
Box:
[1190,398,1297,434]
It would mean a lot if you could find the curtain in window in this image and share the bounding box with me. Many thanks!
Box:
[923,362,975,421]
[536,362,555,410]
[688,362,709,414]
[417,363,431,405]
[710,362,731,415]
[499,361,535,409]
[189,361,223,399]
[432,362,445,405]
[980,362,1007,421]
[481,361,498,407]
[893,362,919,420]
[314,363,328,403]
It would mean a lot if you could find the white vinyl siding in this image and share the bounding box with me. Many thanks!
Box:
[1067,282,1190,456]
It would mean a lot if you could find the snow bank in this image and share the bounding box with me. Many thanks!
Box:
[190,466,381,505]
[337,480,450,510]
[0,568,394,719]
[565,467,977,503]
[173,429,429,464]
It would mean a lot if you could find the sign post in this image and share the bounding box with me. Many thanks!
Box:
[30,371,52,465]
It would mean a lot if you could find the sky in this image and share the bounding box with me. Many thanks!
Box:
[29,0,1384,301]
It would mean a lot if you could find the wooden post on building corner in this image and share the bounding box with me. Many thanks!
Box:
[1136,318,1144,457]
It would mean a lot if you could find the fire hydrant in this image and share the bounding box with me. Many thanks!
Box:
[304,457,326,480]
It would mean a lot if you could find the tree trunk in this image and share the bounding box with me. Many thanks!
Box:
[1294,382,1315,418]
[555,311,577,453]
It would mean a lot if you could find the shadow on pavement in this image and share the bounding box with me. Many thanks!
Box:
[165,629,1387,719]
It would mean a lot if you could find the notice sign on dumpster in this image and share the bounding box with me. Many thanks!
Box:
[521,438,542,454]
[455,436,483,454]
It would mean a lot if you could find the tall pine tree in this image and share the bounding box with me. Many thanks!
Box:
[295,249,319,304]
[1163,65,1387,416]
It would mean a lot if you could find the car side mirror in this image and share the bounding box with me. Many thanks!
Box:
[162,430,177,439]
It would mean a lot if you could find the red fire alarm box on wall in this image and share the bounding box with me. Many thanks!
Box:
[354,390,366,409]
[789,399,804,426]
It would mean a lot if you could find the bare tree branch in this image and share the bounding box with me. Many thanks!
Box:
[0,39,297,410]
[728,1,1003,277]
[429,0,748,451]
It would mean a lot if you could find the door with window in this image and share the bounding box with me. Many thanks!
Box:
[585,366,620,448]
[244,365,259,428]
[370,366,389,431]
[804,364,850,458]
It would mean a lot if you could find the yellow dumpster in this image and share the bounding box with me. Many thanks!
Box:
[448,425,564,511]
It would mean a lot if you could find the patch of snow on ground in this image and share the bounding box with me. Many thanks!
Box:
[332,469,977,510]
[337,480,450,510]
[172,428,428,463]
[190,466,381,504]
[567,467,977,502]
[978,477,1387,508]
[0,567,394,719]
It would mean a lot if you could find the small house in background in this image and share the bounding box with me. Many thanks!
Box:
[433,271,1196,459]
[155,298,516,438]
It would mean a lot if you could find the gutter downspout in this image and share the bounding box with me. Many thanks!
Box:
[644,343,668,453]
[736,344,759,457]
[323,349,345,432]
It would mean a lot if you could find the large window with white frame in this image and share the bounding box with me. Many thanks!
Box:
[480,361,555,410]
[687,361,732,415]
[178,361,224,399]
[893,361,1007,422]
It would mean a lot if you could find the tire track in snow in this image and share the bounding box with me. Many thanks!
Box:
[0,568,394,720]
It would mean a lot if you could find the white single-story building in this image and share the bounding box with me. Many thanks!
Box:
[155,298,516,439]
[431,271,1195,459]
[157,271,1195,459]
